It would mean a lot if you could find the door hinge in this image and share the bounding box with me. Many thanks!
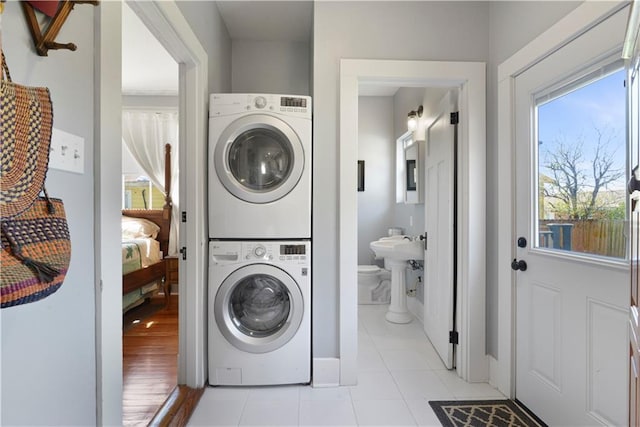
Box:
[450,112,459,125]
[449,330,459,345]
[181,211,187,223]
[180,247,187,260]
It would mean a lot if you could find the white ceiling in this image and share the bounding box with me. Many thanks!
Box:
[359,84,400,97]
[122,2,313,96]
[121,4,178,96]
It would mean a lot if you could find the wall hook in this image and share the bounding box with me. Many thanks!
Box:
[22,0,98,57]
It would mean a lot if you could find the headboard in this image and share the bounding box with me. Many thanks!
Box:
[122,143,173,257]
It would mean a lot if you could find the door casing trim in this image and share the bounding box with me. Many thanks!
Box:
[95,1,208,424]
[339,59,487,384]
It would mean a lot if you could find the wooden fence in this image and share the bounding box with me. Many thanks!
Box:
[539,219,626,258]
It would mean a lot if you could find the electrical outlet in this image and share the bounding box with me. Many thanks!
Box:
[49,128,84,174]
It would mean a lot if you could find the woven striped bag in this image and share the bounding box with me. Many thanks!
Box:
[1,194,71,308]
[1,51,53,218]
[0,52,71,308]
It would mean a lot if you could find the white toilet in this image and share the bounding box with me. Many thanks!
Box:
[358,265,391,304]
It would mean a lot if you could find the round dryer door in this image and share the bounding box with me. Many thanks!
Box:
[214,264,304,354]
[214,114,305,204]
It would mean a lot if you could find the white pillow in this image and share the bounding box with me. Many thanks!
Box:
[122,216,161,239]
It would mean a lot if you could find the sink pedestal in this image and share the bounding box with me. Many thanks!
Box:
[385,259,413,324]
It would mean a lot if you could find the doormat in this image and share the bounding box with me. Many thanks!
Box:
[428,400,547,427]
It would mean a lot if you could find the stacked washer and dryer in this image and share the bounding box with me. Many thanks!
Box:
[208,94,312,386]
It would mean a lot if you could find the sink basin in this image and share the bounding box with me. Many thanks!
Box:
[370,238,424,261]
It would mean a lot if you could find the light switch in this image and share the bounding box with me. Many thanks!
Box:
[49,128,84,174]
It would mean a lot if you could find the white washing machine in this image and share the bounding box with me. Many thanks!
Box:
[208,240,311,386]
[208,93,312,239]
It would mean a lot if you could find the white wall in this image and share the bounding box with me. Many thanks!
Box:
[313,1,490,357]
[122,95,179,109]
[1,2,97,425]
[484,0,582,357]
[357,97,395,265]
[231,40,310,95]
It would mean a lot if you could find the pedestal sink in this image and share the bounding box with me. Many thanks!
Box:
[370,238,424,324]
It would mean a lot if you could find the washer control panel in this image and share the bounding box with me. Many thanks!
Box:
[209,94,312,119]
[210,241,310,265]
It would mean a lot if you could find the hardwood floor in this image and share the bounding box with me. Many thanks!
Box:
[123,294,178,426]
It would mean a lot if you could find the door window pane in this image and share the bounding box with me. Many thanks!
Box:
[536,67,626,258]
[229,274,290,337]
[228,128,293,192]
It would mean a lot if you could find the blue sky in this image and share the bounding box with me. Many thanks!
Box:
[537,68,626,190]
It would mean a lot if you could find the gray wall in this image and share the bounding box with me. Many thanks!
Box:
[1,2,97,425]
[313,0,491,357]
[231,40,311,95]
[357,97,395,266]
[177,1,232,94]
[484,0,582,357]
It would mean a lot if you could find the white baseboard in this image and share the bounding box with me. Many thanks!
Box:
[312,358,340,388]
[489,354,512,398]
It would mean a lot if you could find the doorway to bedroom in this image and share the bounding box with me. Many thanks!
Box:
[121,4,181,425]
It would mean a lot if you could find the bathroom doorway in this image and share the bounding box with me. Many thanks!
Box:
[340,59,487,385]
[356,86,458,369]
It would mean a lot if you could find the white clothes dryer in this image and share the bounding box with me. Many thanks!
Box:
[208,93,312,239]
[208,240,311,386]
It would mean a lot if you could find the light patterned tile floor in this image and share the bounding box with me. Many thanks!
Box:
[188,304,503,426]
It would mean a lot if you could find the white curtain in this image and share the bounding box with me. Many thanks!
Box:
[122,110,179,256]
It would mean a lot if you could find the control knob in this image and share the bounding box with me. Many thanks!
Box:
[254,96,267,109]
[254,245,266,258]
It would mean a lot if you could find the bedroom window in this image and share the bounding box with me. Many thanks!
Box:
[123,175,164,210]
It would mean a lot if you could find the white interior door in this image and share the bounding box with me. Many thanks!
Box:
[424,91,456,369]
[514,7,629,425]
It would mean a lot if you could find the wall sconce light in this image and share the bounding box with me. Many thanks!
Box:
[407,105,423,131]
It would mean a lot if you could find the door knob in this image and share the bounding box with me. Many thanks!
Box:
[511,259,527,271]
[629,165,640,194]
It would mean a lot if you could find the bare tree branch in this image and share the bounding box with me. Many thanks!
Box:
[541,126,623,220]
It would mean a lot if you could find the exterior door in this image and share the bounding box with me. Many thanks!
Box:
[514,7,628,425]
[626,7,640,424]
[424,91,456,369]
[214,115,304,204]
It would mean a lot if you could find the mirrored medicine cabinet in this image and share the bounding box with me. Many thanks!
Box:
[396,131,423,204]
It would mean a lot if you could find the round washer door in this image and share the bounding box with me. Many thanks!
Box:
[214,264,304,354]
[214,114,304,204]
